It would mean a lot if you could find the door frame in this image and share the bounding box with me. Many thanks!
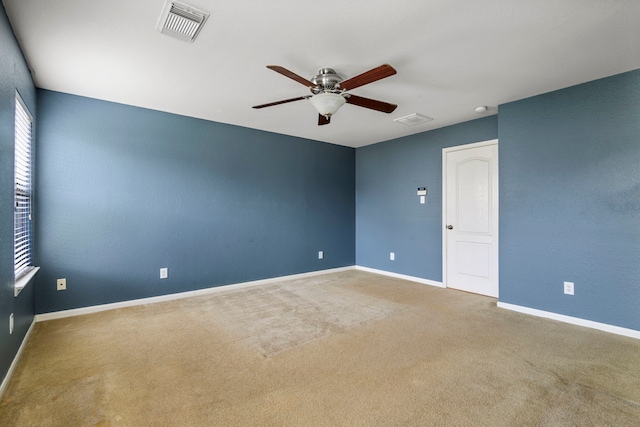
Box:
[442,139,499,294]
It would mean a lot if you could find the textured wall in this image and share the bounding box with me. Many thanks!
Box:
[0,4,37,386]
[355,117,498,281]
[499,70,640,330]
[35,90,355,314]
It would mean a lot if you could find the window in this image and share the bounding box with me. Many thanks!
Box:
[14,92,38,296]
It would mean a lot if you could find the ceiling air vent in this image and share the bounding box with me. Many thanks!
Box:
[393,113,433,126]
[158,1,209,42]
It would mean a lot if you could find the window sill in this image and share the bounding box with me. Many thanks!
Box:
[14,266,40,297]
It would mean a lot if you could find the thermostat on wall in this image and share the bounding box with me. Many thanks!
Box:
[417,187,427,196]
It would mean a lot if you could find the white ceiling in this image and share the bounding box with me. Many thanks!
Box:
[4,0,640,148]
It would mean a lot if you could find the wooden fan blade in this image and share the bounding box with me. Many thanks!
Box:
[252,96,308,109]
[267,65,315,87]
[318,114,330,126]
[346,94,397,113]
[339,64,397,91]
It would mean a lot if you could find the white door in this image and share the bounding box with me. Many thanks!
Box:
[443,140,498,297]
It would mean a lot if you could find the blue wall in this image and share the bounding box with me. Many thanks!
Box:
[34,90,355,314]
[499,70,640,331]
[356,117,498,280]
[0,4,37,388]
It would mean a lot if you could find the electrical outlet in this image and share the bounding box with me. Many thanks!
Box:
[160,268,168,279]
[57,278,66,291]
[564,281,574,295]
[318,251,323,260]
[390,252,395,261]
[9,313,14,335]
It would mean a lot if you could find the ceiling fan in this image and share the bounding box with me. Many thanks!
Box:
[252,64,398,125]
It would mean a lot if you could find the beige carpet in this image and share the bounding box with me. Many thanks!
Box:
[1,270,639,426]
[206,274,403,357]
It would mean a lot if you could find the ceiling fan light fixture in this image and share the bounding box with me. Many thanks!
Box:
[309,93,346,118]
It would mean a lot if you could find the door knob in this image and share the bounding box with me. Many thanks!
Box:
[447,225,453,230]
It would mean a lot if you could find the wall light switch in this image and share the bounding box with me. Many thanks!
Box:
[160,268,168,279]
[318,251,324,260]
[420,195,426,204]
[390,252,395,261]
[9,313,14,335]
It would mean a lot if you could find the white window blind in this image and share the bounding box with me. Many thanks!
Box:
[15,94,34,280]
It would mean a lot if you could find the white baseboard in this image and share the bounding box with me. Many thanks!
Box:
[355,266,444,288]
[35,266,356,322]
[497,302,640,340]
[0,319,36,402]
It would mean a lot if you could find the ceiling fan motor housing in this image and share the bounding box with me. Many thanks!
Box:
[311,68,344,93]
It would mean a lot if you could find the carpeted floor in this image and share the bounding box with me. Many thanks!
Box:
[1,270,639,426]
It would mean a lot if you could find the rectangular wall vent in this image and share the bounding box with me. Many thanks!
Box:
[158,1,209,42]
